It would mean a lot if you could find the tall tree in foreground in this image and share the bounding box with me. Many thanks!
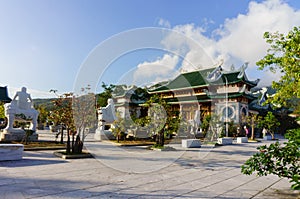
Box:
[241,27,300,190]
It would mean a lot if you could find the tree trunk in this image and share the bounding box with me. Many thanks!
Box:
[66,129,71,154]
[117,132,120,143]
[74,135,83,154]
[72,134,75,153]
[60,125,64,144]
[81,128,85,144]
[156,128,165,146]
[251,124,255,140]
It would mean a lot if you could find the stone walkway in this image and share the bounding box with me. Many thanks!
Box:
[0,133,299,199]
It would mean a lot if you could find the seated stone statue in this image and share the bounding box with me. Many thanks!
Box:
[95,98,116,140]
[97,99,116,128]
[4,87,39,131]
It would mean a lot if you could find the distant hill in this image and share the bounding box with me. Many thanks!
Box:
[33,98,56,110]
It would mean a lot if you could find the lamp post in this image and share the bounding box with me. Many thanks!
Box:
[205,64,229,137]
[224,75,228,137]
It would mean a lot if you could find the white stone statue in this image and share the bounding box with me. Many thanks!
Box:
[4,87,39,132]
[189,110,201,135]
[98,99,116,124]
[94,98,116,140]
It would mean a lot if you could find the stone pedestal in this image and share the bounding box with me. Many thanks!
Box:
[263,135,272,140]
[94,129,115,141]
[0,144,24,161]
[182,139,201,148]
[237,137,248,143]
[217,137,233,145]
[0,129,38,142]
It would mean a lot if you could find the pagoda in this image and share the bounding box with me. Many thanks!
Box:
[148,63,259,124]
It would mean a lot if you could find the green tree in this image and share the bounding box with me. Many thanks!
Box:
[146,95,167,146]
[36,105,49,128]
[257,26,300,111]
[242,27,300,190]
[144,95,174,147]
[111,112,132,142]
[257,111,280,140]
[242,129,300,190]
[200,114,211,137]
[246,113,260,140]
[96,82,115,108]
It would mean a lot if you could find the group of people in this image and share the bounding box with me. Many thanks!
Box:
[236,125,268,138]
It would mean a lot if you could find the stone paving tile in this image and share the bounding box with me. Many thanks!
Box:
[0,137,299,199]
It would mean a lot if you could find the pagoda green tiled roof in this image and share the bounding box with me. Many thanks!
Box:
[148,66,258,93]
[163,92,255,104]
[0,86,12,103]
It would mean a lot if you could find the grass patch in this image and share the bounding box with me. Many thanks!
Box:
[9,141,66,149]
[111,140,155,146]
[151,144,164,149]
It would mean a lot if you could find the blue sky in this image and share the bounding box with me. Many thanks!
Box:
[0,0,299,98]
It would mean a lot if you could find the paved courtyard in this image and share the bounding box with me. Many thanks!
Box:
[0,132,299,199]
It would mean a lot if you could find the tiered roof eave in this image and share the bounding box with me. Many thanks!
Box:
[148,65,260,94]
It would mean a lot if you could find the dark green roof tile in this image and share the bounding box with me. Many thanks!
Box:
[0,87,12,103]
[148,67,258,93]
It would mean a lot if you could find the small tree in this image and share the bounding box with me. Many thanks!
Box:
[49,91,76,153]
[73,86,97,144]
[36,105,49,129]
[111,112,132,142]
[204,114,223,142]
[144,95,169,147]
[257,111,280,139]
[243,113,260,140]
[200,114,211,137]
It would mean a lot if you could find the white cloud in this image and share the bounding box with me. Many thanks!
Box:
[133,54,179,85]
[216,0,300,68]
[133,0,300,87]
[158,18,171,28]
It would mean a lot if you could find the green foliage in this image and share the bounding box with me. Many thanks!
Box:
[36,105,49,124]
[243,113,260,139]
[49,92,75,130]
[96,82,115,107]
[144,95,179,146]
[200,114,211,136]
[242,27,300,190]
[241,128,300,190]
[0,102,5,119]
[227,121,237,137]
[257,26,300,112]
[205,114,223,141]
[22,129,34,145]
[111,112,133,142]
[257,111,280,139]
